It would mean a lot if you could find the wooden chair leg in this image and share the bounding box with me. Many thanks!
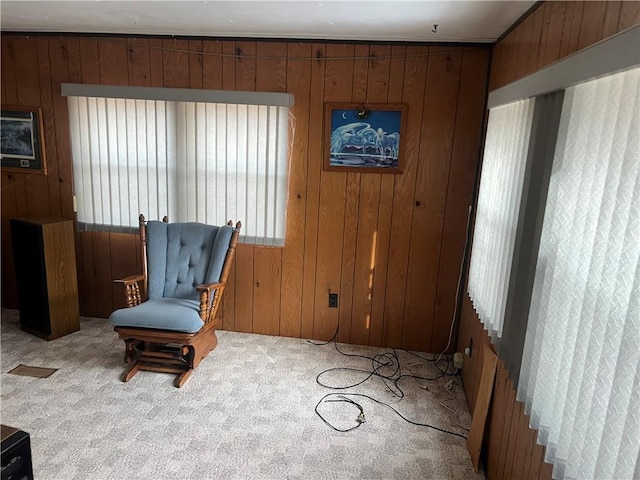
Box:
[175,369,193,388]
[123,361,140,382]
[124,339,141,364]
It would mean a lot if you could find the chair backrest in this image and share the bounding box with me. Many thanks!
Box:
[145,221,234,300]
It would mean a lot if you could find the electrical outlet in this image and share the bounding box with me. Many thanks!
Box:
[453,352,464,369]
[328,293,339,308]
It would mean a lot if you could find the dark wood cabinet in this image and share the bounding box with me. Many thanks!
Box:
[1,425,33,480]
[10,218,80,340]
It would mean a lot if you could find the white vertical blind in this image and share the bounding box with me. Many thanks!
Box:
[517,67,640,480]
[468,98,535,340]
[68,96,290,245]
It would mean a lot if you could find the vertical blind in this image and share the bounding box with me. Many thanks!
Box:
[517,67,639,480]
[68,96,290,245]
[467,98,535,340]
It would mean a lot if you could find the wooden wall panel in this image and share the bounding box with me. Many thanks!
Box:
[490,1,638,91]
[14,37,51,219]
[98,38,128,86]
[299,44,326,341]
[1,34,490,357]
[38,37,62,219]
[578,1,607,50]
[336,44,367,344]
[109,233,138,311]
[2,37,19,104]
[1,38,24,308]
[461,2,640,479]
[128,38,151,87]
[51,39,75,219]
[162,39,189,88]
[619,1,640,30]
[485,359,509,479]
[202,40,223,90]
[498,385,519,480]
[382,46,428,348]
[432,47,488,353]
[235,41,256,91]
[92,232,113,319]
[367,44,396,348]
[514,10,534,81]
[537,1,566,69]
[188,40,203,89]
[1,62,6,104]
[149,39,164,87]
[602,2,623,38]
[234,243,254,333]
[350,173,380,345]
[403,48,462,352]
[337,168,360,344]
[279,43,311,338]
[252,247,283,336]
[527,441,545,480]
[78,232,97,317]
[313,43,352,341]
[526,6,545,75]
[512,401,535,477]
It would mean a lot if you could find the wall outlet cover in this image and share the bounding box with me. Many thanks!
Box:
[454,352,464,369]
[328,293,339,308]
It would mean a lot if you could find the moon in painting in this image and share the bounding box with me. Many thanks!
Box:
[342,112,348,120]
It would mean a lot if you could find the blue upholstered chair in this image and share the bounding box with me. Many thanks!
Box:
[109,214,241,387]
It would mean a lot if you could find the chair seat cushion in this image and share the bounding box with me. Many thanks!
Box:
[109,298,204,333]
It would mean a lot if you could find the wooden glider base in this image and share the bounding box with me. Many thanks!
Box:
[115,320,218,388]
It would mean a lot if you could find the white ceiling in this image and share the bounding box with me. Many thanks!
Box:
[0,1,535,43]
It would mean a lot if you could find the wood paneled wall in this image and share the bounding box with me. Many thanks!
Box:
[1,35,490,352]
[490,0,639,90]
[457,2,640,479]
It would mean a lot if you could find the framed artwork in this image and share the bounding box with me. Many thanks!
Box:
[324,103,407,173]
[1,106,47,175]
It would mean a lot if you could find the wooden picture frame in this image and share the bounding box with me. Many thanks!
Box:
[1,106,47,175]
[324,102,407,174]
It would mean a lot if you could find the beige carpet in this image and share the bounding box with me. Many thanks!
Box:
[0,309,484,480]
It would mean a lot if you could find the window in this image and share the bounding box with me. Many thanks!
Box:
[518,67,639,480]
[468,26,639,480]
[65,85,293,246]
[467,97,534,341]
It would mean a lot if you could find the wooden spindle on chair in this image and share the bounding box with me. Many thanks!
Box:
[125,285,135,307]
[139,214,148,299]
[133,283,141,305]
[207,291,219,324]
[199,290,210,320]
[219,221,241,284]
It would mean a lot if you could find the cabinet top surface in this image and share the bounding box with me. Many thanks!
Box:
[11,217,74,226]
[1,425,20,442]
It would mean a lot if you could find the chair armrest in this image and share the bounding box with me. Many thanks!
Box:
[195,282,223,293]
[196,282,225,323]
[114,274,145,286]
[114,274,146,307]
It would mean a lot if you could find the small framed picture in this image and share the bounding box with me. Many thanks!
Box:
[1,106,47,175]
[324,103,407,174]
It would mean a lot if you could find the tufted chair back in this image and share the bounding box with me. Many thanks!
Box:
[146,221,234,301]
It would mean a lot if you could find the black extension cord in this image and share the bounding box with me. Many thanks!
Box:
[309,326,468,439]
